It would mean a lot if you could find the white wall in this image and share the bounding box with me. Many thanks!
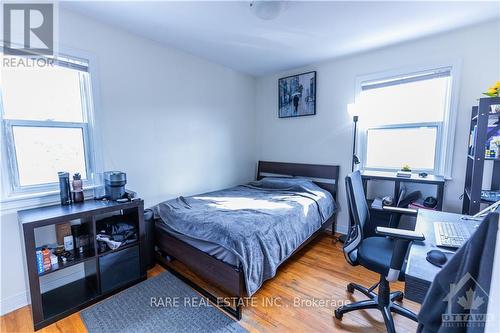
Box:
[0,8,256,315]
[255,20,500,233]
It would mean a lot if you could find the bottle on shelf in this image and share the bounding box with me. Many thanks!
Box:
[72,173,84,203]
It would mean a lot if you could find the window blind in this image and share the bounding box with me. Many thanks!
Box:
[50,54,89,72]
[361,68,451,91]
[1,49,89,72]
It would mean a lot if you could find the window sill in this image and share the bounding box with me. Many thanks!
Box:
[361,167,451,178]
[359,168,451,182]
[1,188,96,213]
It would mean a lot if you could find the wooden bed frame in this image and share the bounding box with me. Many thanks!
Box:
[154,161,340,319]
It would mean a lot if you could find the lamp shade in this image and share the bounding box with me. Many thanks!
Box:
[347,103,359,117]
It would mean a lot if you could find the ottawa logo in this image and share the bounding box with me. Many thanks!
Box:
[442,272,490,327]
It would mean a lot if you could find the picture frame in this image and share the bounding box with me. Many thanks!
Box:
[278,71,316,118]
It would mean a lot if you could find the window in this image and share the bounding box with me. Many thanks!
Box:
[1,54,96,196]
[357,67,454,175]
[366,127,438,170]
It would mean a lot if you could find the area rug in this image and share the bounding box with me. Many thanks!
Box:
[81,271,248,333]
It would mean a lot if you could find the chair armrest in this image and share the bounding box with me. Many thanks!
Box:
[382,206,418,216]
[376,226,425,241]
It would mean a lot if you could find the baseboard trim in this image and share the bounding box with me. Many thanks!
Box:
[0,291,28,316]
[335,225,348,235]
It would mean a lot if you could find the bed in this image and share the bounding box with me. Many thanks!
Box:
[152,161,339,319]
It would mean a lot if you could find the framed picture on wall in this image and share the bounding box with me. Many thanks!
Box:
[278,71,316,118]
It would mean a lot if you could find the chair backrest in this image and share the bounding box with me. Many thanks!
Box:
[343,170,370,265]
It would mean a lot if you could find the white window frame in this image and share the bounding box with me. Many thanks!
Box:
[0,51,102,207]
[355,62,461,178]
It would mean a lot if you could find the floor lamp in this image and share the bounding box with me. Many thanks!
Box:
[351,115,360,172]
[337,105,361,243]
[348,103,361,172]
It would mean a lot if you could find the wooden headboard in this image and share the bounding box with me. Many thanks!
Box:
[256,161,340,200]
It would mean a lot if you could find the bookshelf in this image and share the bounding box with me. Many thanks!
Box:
[463,96,500,214]
[19,199,145,330]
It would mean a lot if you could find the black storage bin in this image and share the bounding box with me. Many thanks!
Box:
[99,246,140,293]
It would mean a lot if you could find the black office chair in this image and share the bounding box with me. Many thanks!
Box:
[335,171,425,333]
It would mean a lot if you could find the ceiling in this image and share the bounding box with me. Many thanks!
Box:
[62,1,500,76]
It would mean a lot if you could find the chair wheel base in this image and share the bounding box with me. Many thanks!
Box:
[391,291,404,302]
[335,282,417,332]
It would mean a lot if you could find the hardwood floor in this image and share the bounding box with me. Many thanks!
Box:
[1,234,419,333]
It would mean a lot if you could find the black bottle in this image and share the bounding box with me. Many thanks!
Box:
[58,172,72,205]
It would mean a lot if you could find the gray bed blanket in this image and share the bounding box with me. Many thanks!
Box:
[153,177,336,296]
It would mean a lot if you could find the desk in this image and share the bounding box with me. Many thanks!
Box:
[361,170,445,210]
[404,210,480,303]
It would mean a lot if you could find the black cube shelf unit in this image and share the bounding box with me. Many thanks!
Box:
[463,96,500,215]
[18,199,145,331]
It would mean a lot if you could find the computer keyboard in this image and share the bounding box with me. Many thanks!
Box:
[434,222,471,248]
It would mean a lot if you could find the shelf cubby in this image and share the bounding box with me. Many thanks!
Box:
[38,249,96,277]
[41,273,98,320]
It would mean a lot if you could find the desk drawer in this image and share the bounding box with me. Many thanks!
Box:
[405,274,431,304]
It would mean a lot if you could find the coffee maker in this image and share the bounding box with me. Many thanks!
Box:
[104,171,127,200]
